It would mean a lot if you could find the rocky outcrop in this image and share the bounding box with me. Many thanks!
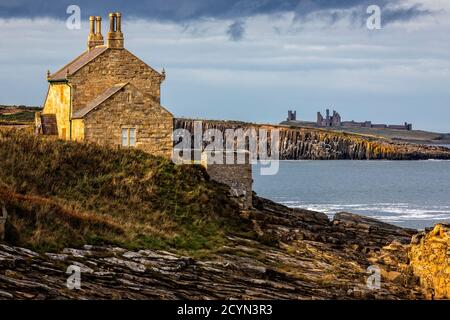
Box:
[409,224,450,299]
[0,239,407,300]
[2,196,447,300]
[175,119,450,160]
[332,212,417,247]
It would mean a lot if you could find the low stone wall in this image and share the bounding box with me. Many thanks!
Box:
[201,152,253,209]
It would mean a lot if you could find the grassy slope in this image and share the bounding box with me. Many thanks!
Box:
[0,106,39,125]
[0,130,254,253]
[322,127,444,143]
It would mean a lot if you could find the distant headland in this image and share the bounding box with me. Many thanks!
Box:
[285,109,412,131]
[281,109,450,145]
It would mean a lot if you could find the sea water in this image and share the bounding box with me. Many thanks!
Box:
[253,160,450,229]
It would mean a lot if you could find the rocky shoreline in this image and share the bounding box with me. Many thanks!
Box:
[1,196,448,300]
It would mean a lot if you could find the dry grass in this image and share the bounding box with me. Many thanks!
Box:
[0,106,37,125]
[0,129,254,253]
[0,186,124,251]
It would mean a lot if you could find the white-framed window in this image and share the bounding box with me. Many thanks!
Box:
[129,128,136,146]
[121,128,136,147]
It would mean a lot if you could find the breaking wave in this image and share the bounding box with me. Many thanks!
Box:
[279,201,450,224]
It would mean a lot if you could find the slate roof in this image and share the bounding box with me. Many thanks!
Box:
[72,83,128,119]
[48,46,108,81]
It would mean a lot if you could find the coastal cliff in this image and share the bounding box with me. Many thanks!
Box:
[0,130,448,299]
[175,118,450,160]
[2,107,449,160]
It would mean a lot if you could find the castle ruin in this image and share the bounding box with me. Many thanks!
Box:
[285,109,413,131]
[287,110,297,121]
[317,109,342,127]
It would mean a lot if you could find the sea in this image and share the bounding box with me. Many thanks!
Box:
[253,147,450,230]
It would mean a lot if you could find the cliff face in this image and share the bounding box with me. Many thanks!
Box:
[175,119,450,160]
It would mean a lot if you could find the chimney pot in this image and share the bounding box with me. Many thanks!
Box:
[88,16,95,40]
[109,13,115,32]
[89,16,95,32]
[95,16,102,34]
[116,12,122,32]
[107,12,124,49]
[88,15,104,50]
[95,16,104,43]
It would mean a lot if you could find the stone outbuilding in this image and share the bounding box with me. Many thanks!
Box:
[37,13,173,158]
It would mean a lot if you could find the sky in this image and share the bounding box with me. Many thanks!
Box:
[0,0,449,132]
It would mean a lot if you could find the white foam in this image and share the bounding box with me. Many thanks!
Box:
[282,201,450,223]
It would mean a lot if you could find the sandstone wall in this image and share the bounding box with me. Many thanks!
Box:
[201,152,253,209]
[42,83,71,139]
[83,83,173,158]
[71,119,84,141]
[69,48,164,113]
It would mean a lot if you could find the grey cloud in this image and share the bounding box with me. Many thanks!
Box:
[227,20,245,41]
[0,0,433,25]
[383,4,432,25]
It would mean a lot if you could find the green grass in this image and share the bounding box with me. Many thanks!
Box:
[0,129,254,253]
[0,111,35,123]
[0,106,39,125]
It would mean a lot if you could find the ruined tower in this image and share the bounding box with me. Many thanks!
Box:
[287,110,297,121]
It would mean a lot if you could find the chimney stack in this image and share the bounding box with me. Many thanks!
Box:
[116,13,122,32]
[107,12,124,49]
[95,16,104,44]
[87,16,104,50]
[87,16,96,50]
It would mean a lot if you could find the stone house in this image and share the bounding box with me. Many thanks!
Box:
[36,13,253,209]
[37,13,173,158]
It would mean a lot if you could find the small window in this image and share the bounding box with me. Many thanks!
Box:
[127,92,132,103]
[129,128,136,147]
[121,128,137,147]
[121,129,128,147]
